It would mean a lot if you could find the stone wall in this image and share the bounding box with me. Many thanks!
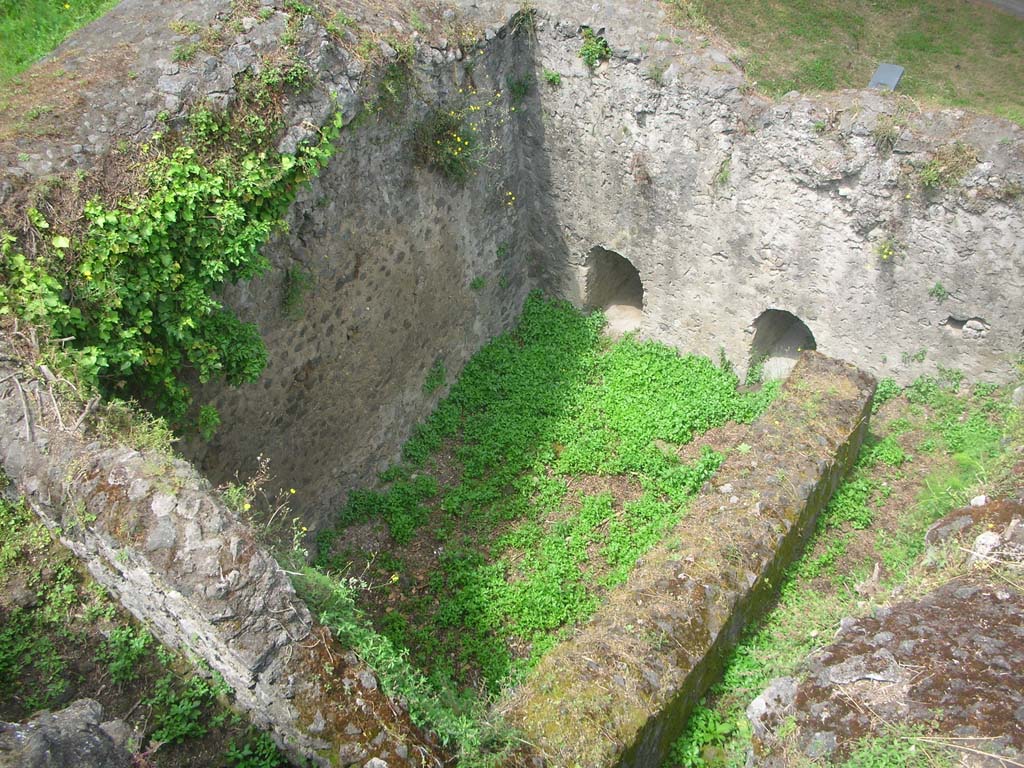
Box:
[500,352,875,768]
[517,8,1024,386]
[179,19,537,533]
[0,366,442,767]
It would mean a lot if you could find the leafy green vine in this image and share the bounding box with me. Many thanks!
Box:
[2,110,346,419]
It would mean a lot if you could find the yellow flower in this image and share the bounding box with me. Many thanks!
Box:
[289,488,296,494]
[243,502,251,511]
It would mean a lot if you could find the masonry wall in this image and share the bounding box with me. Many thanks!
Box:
[181,24,537,532]
[522,11,1024,385]
[0,367,441,767]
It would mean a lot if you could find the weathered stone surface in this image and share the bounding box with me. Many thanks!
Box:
[746,677,797,744]
[752,577,1024,764]
[0,699,130,768]
[0,368,442,767]
[501,352,876,767]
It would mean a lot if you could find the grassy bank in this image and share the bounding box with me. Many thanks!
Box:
[0,0,119,81]
[667,0,1024,125]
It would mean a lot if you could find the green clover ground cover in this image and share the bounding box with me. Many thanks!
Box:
[311,294,778,726]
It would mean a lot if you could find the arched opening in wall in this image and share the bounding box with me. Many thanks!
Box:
[749,309,817,381]
[585,246,644,335]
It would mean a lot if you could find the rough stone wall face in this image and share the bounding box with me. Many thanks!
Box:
[0,371,440,767]
[522,15,1024,386]
[182,28,536,532]
[501,352,876,768]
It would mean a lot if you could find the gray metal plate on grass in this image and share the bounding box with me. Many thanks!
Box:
[869,63,905,90]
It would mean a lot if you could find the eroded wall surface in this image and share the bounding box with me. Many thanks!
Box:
[512,8,1024,386]
[181,25,536,532]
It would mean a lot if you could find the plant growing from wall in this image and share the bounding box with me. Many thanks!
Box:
[412,107,481,183]
[579,28,612,68]
[1,109,346,420]
[197,404,222,441]
[506,74,532,105]
[875,235,902,262]
[281,265,315,318]
[542,68,562,86]
[918,142,977,189]
[714,155,731,188]
[423,359,446,395]
[928,281,949,301]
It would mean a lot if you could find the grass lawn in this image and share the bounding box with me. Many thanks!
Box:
[668,0,1024,125]
[0,0,120,81]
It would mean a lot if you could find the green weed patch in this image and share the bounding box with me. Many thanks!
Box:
[311,294,777,758]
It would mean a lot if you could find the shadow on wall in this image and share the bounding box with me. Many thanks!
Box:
[586,246,644,335]
[749,309,817,380]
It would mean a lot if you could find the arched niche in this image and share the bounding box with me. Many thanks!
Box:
[585,246,643,334]
[749,309,817,380]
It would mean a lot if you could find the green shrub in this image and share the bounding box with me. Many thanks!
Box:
[1,111,345,419]
[97,625,151,685]
[197,404,221,441]
[225,732,288,768]
[147,669,231,744]
[579,28,612,68]
[506,74,532,105]
[872,377,902,413]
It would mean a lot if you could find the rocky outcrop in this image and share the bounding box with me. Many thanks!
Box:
[750,494,1024,766]
[0,699,130,768]
[749,579,1024,766]
[501,352,876,767]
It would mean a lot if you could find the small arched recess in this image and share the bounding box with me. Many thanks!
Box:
[749,309,816,381]
[585,246,644,334]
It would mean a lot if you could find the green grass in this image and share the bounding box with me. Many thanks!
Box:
[670,0,1024,125]
[663,376,1014,767]
[0,0,120,81]
[311,294,779,758]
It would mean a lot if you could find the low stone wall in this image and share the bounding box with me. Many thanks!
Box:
[0,363,440,768]
[501,352,876,768]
